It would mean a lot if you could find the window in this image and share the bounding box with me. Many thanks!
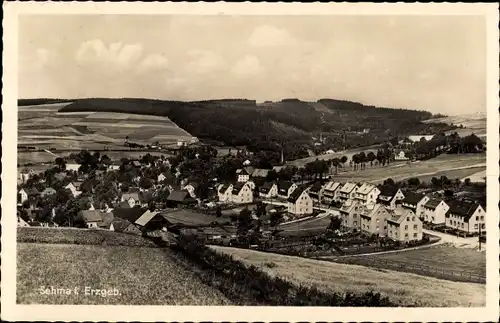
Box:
[376,226,379,231]
[353,221,357,226]
[474,224,478,229]
[431,216,435,222]
[404,225,408,230]
[413,224,417,230]
[476,216,479,221]
[478,209,481,213]
[461,223,464,229]
[412,217,415,221]
[481,223,485,229]
[376,218,379,223]
[407,217,410,221]
[413,233,417,238]
[480,216,484,221]
[405,233,409,238]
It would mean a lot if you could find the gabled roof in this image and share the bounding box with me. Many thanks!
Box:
[339,199,361,213]
[446,199,482,221]
[387,208,414,225]
[167,190,190,202]
[278,181,294,192]
[118,201,131,209]
[309,181,323,193]
[323,181,341,192]
[251,168,270,178]
[360,203,387,219]
[98,212,114,228]
[122,192,140,201]
[232,182,249,195]
[111,218,133,232]
[135,210,159,227]
[78,210,104,223]
[259,181,276,193]
[357,183,377,195]
[378,185,400,197]
[402,192,425,205]
[218,183,232,193]
[340,182,357,194]
[424,198,443,210]
[236,167,253,176]
[112,207,147,223]
[287,186,307,203]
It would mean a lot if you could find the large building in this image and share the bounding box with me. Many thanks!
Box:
[321,181,342,204]
[422,198,449,225]
[231,182,253,204]
[386,208,423,242]
[259,182,278,199]
[445,200,485,234]
[359,203,390,237]
[338,182,359,202]
[217,184,233,202]
[377,185,405,210]
[277,181,298,199]
[287,186,313,216]
[401,192,430,221]
[354,183,380,205]
[338,199,362,230]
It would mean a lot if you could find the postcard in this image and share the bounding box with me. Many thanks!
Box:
[2,2,499,322]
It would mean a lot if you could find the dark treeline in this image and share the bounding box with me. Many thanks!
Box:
[18,98,75,106]
[56,97,454,161]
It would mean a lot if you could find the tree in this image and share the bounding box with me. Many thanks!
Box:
[237,207,252,235]
[383,178,395,187]
[340,156,348,165]
[358,152,366,170]
[266,170,279,182]
[55,157,66,170]
[139,177,153,190]
[270,211,283,228]
[464,178,471,186]
[328,216,342,231]
[407,177,420,186]
[216,206,222,218]
[366,152,376,167]
[255,201,266,218]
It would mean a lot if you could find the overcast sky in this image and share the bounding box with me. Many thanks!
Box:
[19,15,486,115]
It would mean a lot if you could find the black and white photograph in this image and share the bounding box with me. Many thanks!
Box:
[2,2,499,322]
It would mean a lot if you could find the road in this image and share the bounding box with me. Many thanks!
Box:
[423,229,484,250]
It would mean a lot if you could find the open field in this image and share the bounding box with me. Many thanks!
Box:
[18,104,195,151]
[461,169,486,182]
[417,166,486,183]
[17,243,231,305]
[211,246,485,307]
[286,144,381,167]
[331,153,486,184]
[329,245,485,283]
[423,113,486,139]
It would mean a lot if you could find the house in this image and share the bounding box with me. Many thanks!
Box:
[65,182,82,197]
[386,208,423,242]
[377,185,405,210]
[231,182,253,204]
[65,163,80,172]
[121,191,140,208]
[19,168,35,183]
[41,187,57,198]
[117,201,132,209]
[243,159,252,166]
[182,182,198,199]
[217,184,234,202]
[338,199,362,230]
[394,150,409,161]
[445,200,485,234]
[321,181,342,204]
[54,172,67,182]
[97,212,115,230]
[353,183,380,205]
[131,160,142,168]
[166,190,196,208]
[108,161,121,171]
[77,210,105,228]
[17,216,31,227]
[112,207,147,224]
[401,192,430,221]
[307,182,324,202]
[134,210,166,231]
[259,182,278,198]
[111,218,142,235]
[422,198,449,225]
[359,203,391,237]
[287,186,313,216]
[277,181,298,199]
[338,182,358,202]
[236,167,253,182]
[18,188,29,204]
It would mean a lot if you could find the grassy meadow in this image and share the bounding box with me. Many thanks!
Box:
[17,243,232,305]
[211,246,485,307]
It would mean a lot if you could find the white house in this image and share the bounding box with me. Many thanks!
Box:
[19,168,35,183]
[231,182,253,204]
[65,182,82,197]
[377,186,405,210]
[386,208,423,242]
[401,192,430,220]
[17,216,31,227]
[259,182,278,198]
[394,150,409,161]
[338,182,359,202]
[77,210,104,228]
[354,183,380,205]
[217,184,234,202]
[236,167,253,183]
[121,192,140,208]
[322,181,342,204]
[287,187,313,216]
[445,200,485,234]
[182,183,198,199]
[422,198,449,225]
[243,159,252,166]
[277,181,298,199]
[66,163,80,172]
[18,188,28,204]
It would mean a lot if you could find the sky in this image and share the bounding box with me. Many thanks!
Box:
[19,15,486,115]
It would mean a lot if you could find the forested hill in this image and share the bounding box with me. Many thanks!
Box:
[33,97,455,161]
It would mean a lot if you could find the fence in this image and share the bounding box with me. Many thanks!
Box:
[333,256,486,284]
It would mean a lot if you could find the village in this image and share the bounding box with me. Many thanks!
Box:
[16,130,487,257]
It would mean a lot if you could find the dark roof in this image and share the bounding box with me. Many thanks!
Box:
[111,218,134,232]
[378,185,399,197]
[218,184,231,193]
[112,207,147,223]
[167,190,190,202]
[446,199,482,221]
[287,186,307,203]
[78,210,104,223]
[117,201,131,209]
[424,198,442,210]
[278,181,294,192]
[309,182,323,193]
[259,181,276,193]
[232,183,248,195]
[402,192,425,205]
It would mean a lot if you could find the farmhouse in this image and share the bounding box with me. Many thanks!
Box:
[394,150,409,161]
[386,208,423,242]
[182,182,198,199]
[97,212,115,230]
[217,184,234,202]
[339,199,362,230]
[166,190,196,208]
[236,167,253,182]
[445,200,485,234]
[231,182,253,204]
[287,186,313,216]
[359,203,390,237]
[112,207,147,224]
[259,182,278,198]
[77,210,106,228]
[41,187,57,198]
[377,185,405,210]
[251,168,270,179]
[134,210,166,231]
[18,189,29,204]
[338,182,358,202]
[111,218,141,235]
[321,181,341,204]
[401,192,430,220]
[277,181,298,199]
[307,182,324,202]
[121,191,141,208]
[353,183,380,205]
[422,198,449,225]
